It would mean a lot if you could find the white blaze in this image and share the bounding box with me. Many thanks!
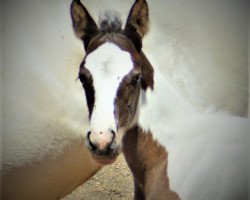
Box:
[85,43,133,132]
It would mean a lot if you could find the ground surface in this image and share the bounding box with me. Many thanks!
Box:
[63,154,134,200]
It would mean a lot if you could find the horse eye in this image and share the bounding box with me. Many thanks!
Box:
[78,73,87,84]
[131,73,142,87]
[79,68,92,84]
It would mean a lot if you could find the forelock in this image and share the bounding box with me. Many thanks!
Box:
[98,10,122,33]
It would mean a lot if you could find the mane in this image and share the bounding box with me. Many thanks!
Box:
[98,10,122,33]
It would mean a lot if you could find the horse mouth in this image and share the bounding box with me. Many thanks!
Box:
[91,154,118,165]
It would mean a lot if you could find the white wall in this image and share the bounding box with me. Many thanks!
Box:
[2,0,89,169]
[146,0,249,115]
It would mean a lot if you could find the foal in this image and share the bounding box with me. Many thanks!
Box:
[70,0,180,199]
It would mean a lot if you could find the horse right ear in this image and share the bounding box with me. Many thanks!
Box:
[70,0,99,50]
[124,0,149,51]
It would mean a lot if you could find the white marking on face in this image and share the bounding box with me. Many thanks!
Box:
[85,43,134,132]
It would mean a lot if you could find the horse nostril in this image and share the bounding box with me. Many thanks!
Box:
[110,129,116,144]
[87,131,97,151]
[110,129,115,135]
[87,131,91,137]
[88,139,98,151]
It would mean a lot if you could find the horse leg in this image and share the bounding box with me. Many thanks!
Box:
[123,126,146,200]
[134,179,145,200]
[122,126,181,200]
[144,161,180,200]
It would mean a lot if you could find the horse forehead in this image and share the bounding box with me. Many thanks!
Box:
[85,43,134,80]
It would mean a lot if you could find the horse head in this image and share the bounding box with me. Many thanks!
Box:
[71,0,154,164]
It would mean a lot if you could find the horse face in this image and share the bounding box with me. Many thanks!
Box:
[71,0,153,164]
[79,41,142,164]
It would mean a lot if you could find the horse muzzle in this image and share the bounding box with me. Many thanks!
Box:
[86,129,120,165]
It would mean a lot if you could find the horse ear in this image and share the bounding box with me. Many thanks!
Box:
[124,0,149,51]
[140,52,154,90]
[70,0,99,50]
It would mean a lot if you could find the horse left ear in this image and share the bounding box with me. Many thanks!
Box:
[124,0,149,51]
